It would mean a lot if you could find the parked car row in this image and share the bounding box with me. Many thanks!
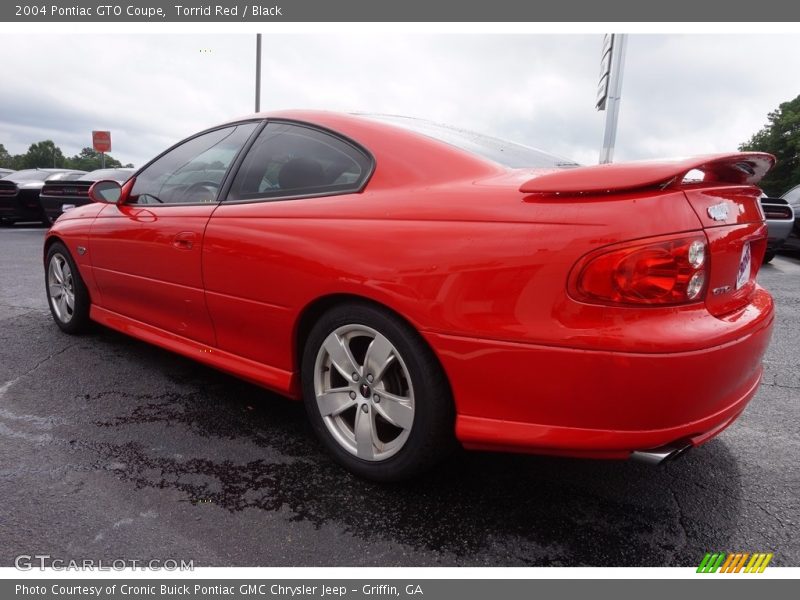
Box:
[40,168,135,224]
[0,167,134,226]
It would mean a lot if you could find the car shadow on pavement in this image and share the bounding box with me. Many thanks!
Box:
[74,325,744,567]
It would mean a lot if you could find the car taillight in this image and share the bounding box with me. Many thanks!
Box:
[763,206,793,219]
[572,234,709,306]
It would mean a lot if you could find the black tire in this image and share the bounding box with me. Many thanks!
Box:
[45,242,91,334]
[301,302,456,482]
[763,250,776,264]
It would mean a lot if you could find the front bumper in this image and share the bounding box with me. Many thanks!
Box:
[425,288,774,458]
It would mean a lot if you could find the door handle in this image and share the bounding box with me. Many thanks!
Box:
[172,231,196,250]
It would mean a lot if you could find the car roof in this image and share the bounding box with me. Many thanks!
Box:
[219,110,507,185]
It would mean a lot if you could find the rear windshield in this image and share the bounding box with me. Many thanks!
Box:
[48,172,86,181]
[5,170,51,182]
[782,185,800,207]
[363,114,579,169]
[79,169,134,182]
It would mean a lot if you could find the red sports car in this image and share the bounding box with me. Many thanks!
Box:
[44,111,775,481]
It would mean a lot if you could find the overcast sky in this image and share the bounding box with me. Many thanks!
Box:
[1,33,798,168]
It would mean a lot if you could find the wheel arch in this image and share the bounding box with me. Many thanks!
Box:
[293,293,453,399]
[43,233,65,264]
[43,234,94,305]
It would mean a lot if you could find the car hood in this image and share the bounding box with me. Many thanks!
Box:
[54,202,105,222]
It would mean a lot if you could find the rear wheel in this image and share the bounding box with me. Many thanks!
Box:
[45,242,91,334]
[301,302,455,481]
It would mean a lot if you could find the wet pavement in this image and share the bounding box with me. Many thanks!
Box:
[1,226,798,567]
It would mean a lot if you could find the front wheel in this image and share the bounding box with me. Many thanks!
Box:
[302,303,455,481]
[45,242,91,334]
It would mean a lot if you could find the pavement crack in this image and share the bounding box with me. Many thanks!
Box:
[668,488,690,560]
[752,500,789,528]
[0,342,78,399]
[759,381,800,390]
[0,301,45,311]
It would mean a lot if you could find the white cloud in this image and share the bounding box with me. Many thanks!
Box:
[0,33,798,168]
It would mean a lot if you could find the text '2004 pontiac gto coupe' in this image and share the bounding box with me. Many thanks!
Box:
[44,111,775,480]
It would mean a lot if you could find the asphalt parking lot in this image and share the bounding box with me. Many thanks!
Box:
[1,226,798,567]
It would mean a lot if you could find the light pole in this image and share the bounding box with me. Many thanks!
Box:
[597,34,628,164]
[255,34,262,113]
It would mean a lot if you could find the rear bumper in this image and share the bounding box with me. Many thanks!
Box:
[40,196,91,223]
[425,288,774,457]
[0,191,44,221]
[766,218,794,250]
[454,374,758,458]
[781,226,800,252]
[0,196,20,218]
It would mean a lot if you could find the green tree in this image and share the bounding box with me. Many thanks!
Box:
[21,140,66,169]
[65,147,123,171]
[0,144,13,169]
[740,94,800,196]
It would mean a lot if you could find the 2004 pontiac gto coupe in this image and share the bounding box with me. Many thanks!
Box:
[44,111,775,480]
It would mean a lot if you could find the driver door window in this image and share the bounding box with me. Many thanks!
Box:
[130,123,257,205]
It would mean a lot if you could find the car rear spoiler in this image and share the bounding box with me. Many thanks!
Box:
[519,152,775,195]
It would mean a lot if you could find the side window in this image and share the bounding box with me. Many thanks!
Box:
[130,123,257,205]
[227,122,372,201]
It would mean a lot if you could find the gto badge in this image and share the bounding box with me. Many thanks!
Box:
[707,202,729,221]
[712,285,732,296]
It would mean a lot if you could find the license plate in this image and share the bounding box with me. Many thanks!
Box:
[61,204,76,213]
[736,241,751,290]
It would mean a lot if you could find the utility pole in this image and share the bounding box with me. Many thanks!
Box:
[597,34,628,164]
[255,34,262,113]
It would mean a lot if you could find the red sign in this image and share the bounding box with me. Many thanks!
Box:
[92,131,112,153]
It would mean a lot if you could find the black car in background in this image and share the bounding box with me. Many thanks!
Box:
[760,195,795,262]
[40,168,134,224]
[779,184,800,254]
[0,169,86,225]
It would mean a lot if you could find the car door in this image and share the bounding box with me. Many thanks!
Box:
[90,122,260,345]
[202,121,374,371]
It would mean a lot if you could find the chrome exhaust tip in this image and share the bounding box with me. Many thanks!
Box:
[630,443,692,466]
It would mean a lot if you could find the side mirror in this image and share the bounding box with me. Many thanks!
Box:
[88,180,123,204]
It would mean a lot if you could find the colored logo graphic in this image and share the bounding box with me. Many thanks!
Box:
[697,552,773,573]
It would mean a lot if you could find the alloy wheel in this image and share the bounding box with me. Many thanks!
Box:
[313,324,415,461]
[47,253,75,324]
